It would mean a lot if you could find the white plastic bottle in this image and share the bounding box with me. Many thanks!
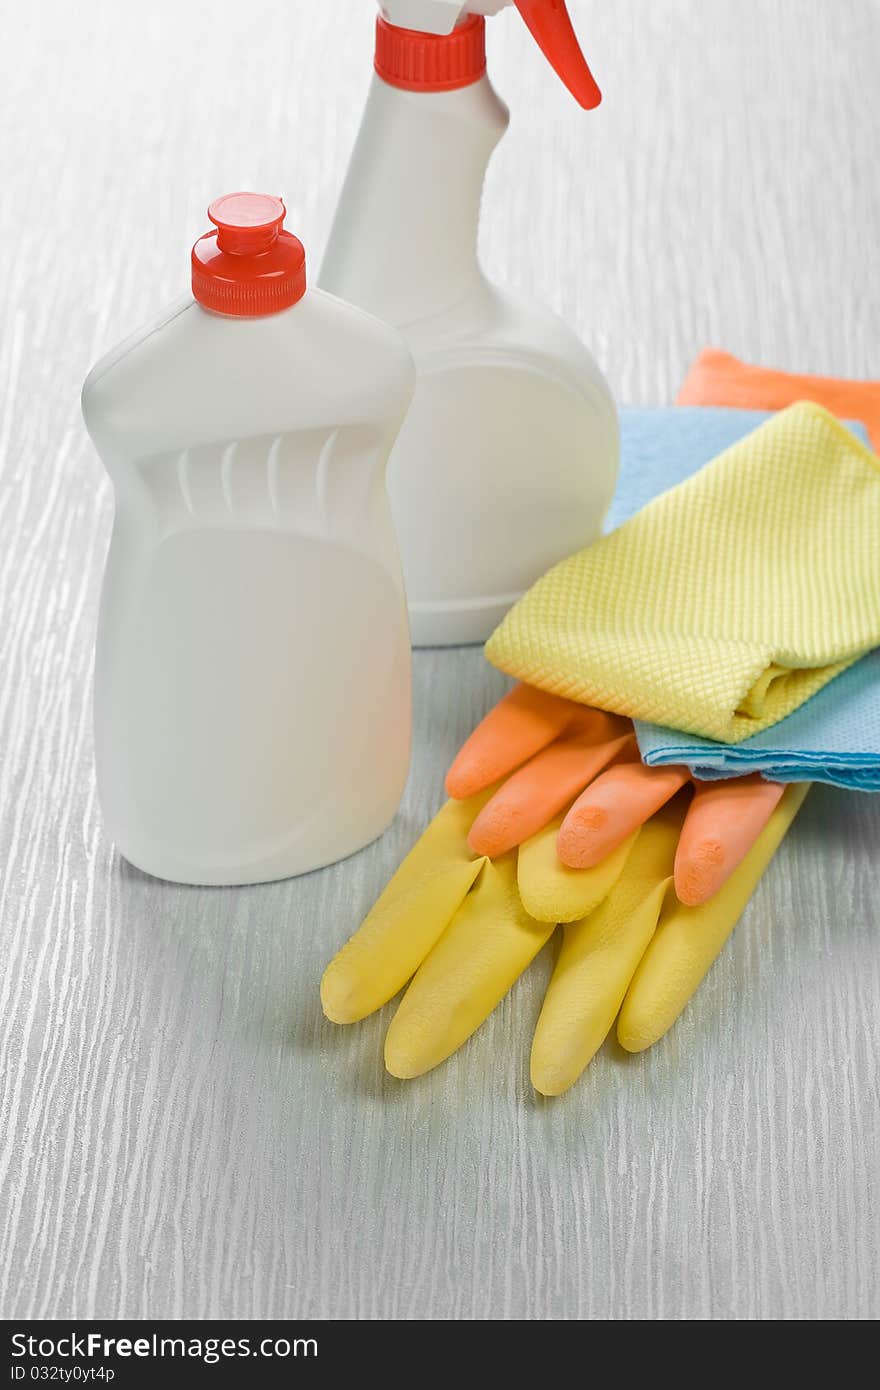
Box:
[83,193,415,886]
[320,1,619,647]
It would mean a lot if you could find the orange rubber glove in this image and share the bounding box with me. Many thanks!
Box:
[447,683,785,907]
[677,348,880,452]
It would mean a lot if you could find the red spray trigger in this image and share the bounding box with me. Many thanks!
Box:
[513,0,601,109]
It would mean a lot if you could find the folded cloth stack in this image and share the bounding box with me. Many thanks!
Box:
[487,371,880,805]
[487,400,880,745]
[590,405,880,790]
[635,355,880,788]
[636,651,880,789]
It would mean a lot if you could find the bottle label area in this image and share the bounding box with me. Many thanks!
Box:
[95,426,411,878]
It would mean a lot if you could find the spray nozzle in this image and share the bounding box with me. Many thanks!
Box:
[513,1,600,108]
[379,1,601,109]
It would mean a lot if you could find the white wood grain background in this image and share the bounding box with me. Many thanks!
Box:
[1,0,879,1320]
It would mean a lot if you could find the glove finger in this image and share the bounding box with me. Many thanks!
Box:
[467,724,634,857]
[617,783,809,1053]
[674,774,786,905]
[321,793,491,1024]
[517,814,638,923]
[557,761,690,868]
[384,852,555,1079]
[530,803,684,1096]
[445,683,578,798]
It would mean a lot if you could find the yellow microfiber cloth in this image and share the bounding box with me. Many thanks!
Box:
[486,402,880,743]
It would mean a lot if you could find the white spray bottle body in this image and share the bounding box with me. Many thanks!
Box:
[83,243,415,886]
[320,15,618,646]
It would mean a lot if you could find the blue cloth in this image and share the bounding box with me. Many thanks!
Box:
[615,407,878,791]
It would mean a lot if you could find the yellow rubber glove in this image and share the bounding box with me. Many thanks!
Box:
[529,784,807,1093]
[321,780,807,1092]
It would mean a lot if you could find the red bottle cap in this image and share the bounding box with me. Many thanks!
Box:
[374,14,486,93]
[191,193,307,317]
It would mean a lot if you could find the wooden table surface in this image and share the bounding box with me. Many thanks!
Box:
[1,0,878,1320]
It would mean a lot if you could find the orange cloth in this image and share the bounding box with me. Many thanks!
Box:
[677,349,880,452]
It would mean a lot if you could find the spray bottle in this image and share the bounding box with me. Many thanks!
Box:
[320,1,618,647]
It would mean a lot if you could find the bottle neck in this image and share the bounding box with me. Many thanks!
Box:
[319,73,509,326]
